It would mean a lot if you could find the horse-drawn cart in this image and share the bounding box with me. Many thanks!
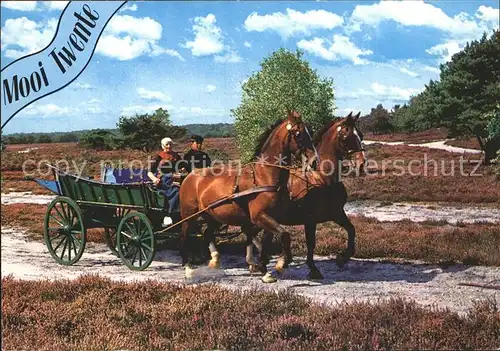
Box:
[28,165,237,271]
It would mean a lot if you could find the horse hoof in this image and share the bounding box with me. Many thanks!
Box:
[248,264,262,274]
[308,270,324,281]
[208,260,220,269]
[261,272,277,283]
[185,265,196,279]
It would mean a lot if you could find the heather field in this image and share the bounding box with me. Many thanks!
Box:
[1,137,499,350]
[2,276,499,351]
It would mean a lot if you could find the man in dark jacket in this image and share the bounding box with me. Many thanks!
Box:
[181,135,211,172]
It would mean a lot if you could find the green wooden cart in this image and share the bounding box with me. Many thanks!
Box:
[29,165,236,271]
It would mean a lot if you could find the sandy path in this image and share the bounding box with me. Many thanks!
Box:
[3,192,499,224]
[364,139,482,154]
[1,227,498,315]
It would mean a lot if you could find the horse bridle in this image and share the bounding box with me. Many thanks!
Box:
[286,121,320,167]
[336,124,365,159]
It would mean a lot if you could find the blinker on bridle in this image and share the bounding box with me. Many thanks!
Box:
[337,125,365,158]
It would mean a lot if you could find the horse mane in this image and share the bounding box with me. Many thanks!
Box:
[253,119,284,158]
[312,117,342,144]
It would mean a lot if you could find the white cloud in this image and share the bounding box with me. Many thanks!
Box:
[244,8,343,38]
[349,1,483,38]
[348,1,499,63]
[73,82,93,90]
[422,65,441,74]
[150,44,185,61]
[120,3,138,12]
[178,106,226,117]
[184,14,241,63]
[184,14,225,56]
[20,103,71,117]
[0,1,37,11]
[244,41,252,48]
[214,49,242,63]
[399,67,419,77]
[0,1,68,11]
[137,87,171,102]
[297,34,372,64]
[1,17,57,59]
[476,5,499,23]
[205,84,217,93]
[42,1,68,11]
[426,40,464,62]
[121,104,171,116]
[96,15,183,61]
[339,82,422,102]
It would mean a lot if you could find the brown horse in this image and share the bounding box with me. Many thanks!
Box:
[248,112,366,281]
[178,110,319,275]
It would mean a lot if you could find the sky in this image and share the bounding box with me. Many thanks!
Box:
[1,0,499,134]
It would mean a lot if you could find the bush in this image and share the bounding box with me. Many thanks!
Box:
[118,108,187,152]
[79,130,118,151]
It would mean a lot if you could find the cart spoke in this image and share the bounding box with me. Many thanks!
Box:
[59,238,68,260]
[125,222,136,236]
[122,242,135,258]
[130,247,138,265]
[49,233,65,242]
[48,227,63,233]
[53,205,66,224]
[49,215,65,227]
[53,235,67,251]
[140,242,152,252]
[67,235,73,261]
[59,203,70,224]
[120,230,133,240]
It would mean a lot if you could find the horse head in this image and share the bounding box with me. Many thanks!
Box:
[334,111,366,174]
[283,109,319,170]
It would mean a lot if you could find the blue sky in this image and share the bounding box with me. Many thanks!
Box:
[1,0,498,134]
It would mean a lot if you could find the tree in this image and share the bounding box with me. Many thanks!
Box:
[79,129,117,150]
[37,135,53,144]
[370,104,394,134]
[232,49,335,162]
[117,108,187,152]
[58,132,79,143]
[408,30,500,164]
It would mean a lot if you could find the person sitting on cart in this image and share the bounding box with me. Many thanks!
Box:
[147,137,181,226]
[179,135,212,173]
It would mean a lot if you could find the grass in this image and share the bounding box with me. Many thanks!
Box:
[3,203,500,266]
[2,275,499,350]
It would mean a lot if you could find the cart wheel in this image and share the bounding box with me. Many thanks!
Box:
[44,196,86,265]
[116,212,155,270]
[104,228,118,256]
[105,208,131,256]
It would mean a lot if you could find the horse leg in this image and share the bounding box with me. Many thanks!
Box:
[331,209,356,268]
[243,226,264,274]
[256,230,273,273]
[180,221,192,267]
[252,213,292,282]
[304,221,324,280]
[204,224,220,269]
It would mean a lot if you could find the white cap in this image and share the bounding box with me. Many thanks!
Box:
[161,137,173,147]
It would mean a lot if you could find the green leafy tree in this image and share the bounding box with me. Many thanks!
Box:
[232,49,335,162]
[58,132,79,143]
[117,108,187,152]
[79,129,118,150]
[407,30,500,164]
[370,104,394,134]
[37,135,53,144]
